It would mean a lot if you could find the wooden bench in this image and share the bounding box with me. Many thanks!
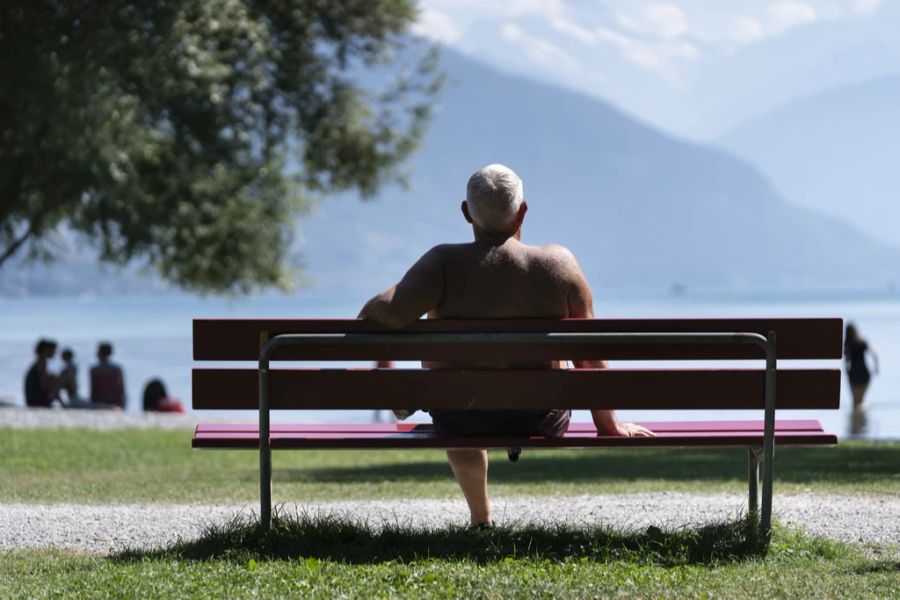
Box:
[192,317,842,537]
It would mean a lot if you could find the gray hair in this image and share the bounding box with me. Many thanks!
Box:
[465,164,524,232]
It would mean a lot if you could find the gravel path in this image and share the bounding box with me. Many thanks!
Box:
[3,408,897,554]
[1,492,898,554]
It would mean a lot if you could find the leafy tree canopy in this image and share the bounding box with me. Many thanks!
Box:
[0,0,440,293]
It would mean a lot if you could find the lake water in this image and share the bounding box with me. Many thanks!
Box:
[1,292,898,440]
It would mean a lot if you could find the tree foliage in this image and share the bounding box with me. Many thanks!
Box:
[0,0,440,293]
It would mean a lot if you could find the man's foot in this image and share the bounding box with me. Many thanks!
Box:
[392,409,417,420]
[470,521,495,530]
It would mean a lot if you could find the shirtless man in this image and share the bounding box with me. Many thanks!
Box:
[358,164,654,526]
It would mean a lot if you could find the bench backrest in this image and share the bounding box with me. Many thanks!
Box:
[192,318,842,411]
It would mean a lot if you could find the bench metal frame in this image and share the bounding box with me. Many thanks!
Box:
[258,330,777,535]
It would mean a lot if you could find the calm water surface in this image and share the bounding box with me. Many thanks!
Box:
[1,292,898,440]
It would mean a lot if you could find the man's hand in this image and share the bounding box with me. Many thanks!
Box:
[358,289,399,326]
[591,409,656,437]
[609,421,655,437]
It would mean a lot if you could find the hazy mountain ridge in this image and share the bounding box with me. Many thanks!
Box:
[295,49,900,294]
[719,74,900,246]
[3,48,899,297]
[680,23,900,138]
[429,2,900,141]
[0,235,169,297]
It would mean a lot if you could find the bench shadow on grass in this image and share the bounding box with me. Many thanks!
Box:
[274,444,900,487]
[114,512,773,567]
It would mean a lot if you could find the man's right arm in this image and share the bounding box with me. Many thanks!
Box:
[562,248,654,438]
[358,247,444,328]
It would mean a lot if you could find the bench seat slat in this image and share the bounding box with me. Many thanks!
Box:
[192,368,841,410]
[192,422,836,450]
[193,318,843,360]
[194,419,827,434]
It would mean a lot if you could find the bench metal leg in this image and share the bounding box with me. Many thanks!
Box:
[259,359,272,531]
[760,330,777,538]
[748,447,761,517]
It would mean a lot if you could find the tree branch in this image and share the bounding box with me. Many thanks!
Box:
[0,223,34,268]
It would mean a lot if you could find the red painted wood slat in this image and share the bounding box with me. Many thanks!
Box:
[191,427,837,450]
[192,368,841,410]
[193,318,843,361]
[194,419,826,434]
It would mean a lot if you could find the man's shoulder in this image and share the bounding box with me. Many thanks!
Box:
[423,242,476,261]
[428,242,472,254]
[521,243,586,285]
[526,243,579,267]
[534,242,576,258]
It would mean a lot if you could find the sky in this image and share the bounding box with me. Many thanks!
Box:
[412,0,888,137]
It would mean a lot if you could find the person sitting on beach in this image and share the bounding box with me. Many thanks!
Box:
[90,342,126,409]
[24,339,61,408]
[57,348,120,410]
[57,348,80,405]
[358,163,654,526]
[142,378,186,413]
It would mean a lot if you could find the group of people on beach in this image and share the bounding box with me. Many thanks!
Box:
[26,340,125,409]
[24,339,185,412]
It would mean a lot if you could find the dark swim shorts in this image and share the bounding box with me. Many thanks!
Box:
[430,409,571,438]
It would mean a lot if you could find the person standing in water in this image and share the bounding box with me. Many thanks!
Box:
[844,323,879,407]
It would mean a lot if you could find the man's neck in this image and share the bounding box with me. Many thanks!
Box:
[472,227,521,243]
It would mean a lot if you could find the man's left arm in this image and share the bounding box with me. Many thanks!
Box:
[358,248,444,328]
[560,246,654,438]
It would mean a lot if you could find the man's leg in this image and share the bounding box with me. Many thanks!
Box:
[446,449,492,525]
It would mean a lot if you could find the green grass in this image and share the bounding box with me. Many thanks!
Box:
[3,428,899,598]
[1,427,898,503]
[2,515,898,599]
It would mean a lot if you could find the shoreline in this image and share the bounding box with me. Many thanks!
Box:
[0,406,248,430]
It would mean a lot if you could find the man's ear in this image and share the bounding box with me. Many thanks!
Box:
[515,201,528,225]
[461,201,474,223]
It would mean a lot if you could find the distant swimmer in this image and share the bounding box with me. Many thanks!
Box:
[844,322,879,407]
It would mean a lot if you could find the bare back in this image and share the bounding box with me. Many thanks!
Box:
[355,169,650,444]
[357,234,595,370]
[430,238,578,320]
[422,238,592,369]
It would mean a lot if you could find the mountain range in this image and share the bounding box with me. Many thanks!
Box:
[719,74,900,246]
[294,49,900,296]
[678,3,900,139]
[2,48,899,297]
